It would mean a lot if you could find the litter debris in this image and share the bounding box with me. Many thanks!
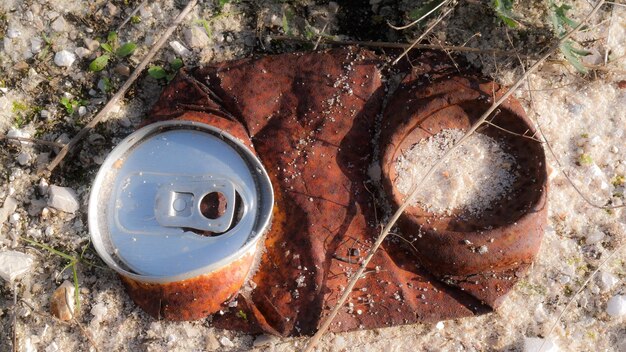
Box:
[0,250,34,282]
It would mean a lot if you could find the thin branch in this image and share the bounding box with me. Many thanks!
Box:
[271,35,532,57]
[0,134,66,148]
[393,6,457,65]
[302,2,606,351]
[388,0,450,30]
[45,0,198,174]
[12,282,17,352]
[539,241,625,352]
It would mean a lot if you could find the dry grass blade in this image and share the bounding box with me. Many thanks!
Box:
[0,134,66,148]
[302,2,606,351]
[45,0,199,174]
[12,282,18,352]
[388,0,450,30]
[539,241,625,352]
[392,5,457,66]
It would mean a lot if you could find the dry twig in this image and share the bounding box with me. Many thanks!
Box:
[0,134,66,148]
[302,2,607,351]
[45,0,198,174]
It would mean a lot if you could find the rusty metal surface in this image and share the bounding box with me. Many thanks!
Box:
[132,48,548,336]
[120,248,256,321]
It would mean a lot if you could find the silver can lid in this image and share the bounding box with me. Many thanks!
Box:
[88,121,274,283]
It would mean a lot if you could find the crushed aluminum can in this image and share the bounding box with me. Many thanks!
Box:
[89,119,274,320]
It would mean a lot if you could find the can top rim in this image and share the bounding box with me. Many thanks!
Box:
[88,120,274,283]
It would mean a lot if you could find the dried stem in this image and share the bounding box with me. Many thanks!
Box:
[0,134,66,148]
[12,282,17,352]
[539,241,625,352]
[392,5,457,65]
[45,0,198,174]
[302,2,606,351]
[388,0,450,30]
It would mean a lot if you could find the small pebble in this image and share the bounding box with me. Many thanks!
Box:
[169,40,191,57]
[606,295,625,317]
[597,271,619,292]
[51,16,68,32]
[7,28,21,38]
[17,152,31,166]
[47,185,80,213]
[585,229,605,245]
[253,334,277,348]
[523,337,559,352]
[219,336,234,348]
[54,50,76,67]
[0,250,34,282]
[84,38,100,51]
[74,47,91,58]
[436,321,444,330]
[45,342,59,352]
[114,63,131,76]
[50,281,75,321]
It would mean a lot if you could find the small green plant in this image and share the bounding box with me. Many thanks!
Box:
[147,58,184,82]
[492,0,519,28]
[549,1,591,73]
[12,101,31,128]
[37,32,53,61]
[236,310,247,320]
[21,237,105,311]
[578,153,593,166]
[130,15,141,24]
[611,175,625,187]
[59,97,87,115]
[282,7,295,35]
[89,31,137,72]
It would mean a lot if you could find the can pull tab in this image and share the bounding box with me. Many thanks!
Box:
[154,178,237,233]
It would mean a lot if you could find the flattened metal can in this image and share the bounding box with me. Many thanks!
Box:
[89,119,274,320]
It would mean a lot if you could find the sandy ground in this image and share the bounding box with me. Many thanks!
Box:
[0,1,625,351]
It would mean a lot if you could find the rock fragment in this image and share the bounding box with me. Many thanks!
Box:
[50,281,75,321]
[47,185,80,213]
[184,26,210,48]
[585,229,605,245]
[253,334,277,348]
[219,336,234,348]
[0,196,18,224]
[523,337,559,352]
[598,271,619,292]
[169,40,191,57]
[54,50,76,67]
[0,250,34,282]
[606,295,625,317]
[51,16,68,32]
